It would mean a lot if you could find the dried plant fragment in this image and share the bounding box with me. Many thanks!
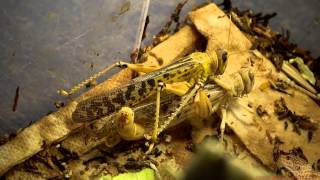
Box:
[289,57,316,85]
[274,97,317,138]
[12,86,20,112]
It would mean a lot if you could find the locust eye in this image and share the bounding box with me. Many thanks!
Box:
[216,49,228,75]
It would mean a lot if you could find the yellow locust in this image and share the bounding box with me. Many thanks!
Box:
[93,69,255,148]
[59,49,228,145]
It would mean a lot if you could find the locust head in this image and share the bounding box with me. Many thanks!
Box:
[206,49,228,76]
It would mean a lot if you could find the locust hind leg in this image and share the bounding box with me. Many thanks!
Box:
[157,82,202,138]
[146,81,193,154]
[146,82,165,154]
[58,61,160,96]
[152,81,195,137]
[151,82,164,142]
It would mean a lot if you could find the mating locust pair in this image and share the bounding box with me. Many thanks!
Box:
[58,49,254,151]
[60,49,254,151]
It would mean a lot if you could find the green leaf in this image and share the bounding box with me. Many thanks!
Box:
[289,57,316,85]
[99,168,155,180]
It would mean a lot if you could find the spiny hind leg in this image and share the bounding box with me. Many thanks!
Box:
[145,82,165,154]
[58,61,161,96]
[151,82,164,142]
[157,82,202,137]
[149,81,192,142]
[146,81,193,154]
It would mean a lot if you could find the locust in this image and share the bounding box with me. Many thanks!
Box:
[88,68,255,148]
[59,49,228,147]
[59,48,317,151]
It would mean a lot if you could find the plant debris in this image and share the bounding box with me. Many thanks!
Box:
[274,97,290,120]
[85,80,97,88]
[274,97,317,139]
[12,86,20,112]
[219,0,320,91]
[119,1,131,15]
[153,0,189,46]
[272,136,284,162]
[275,147,320,179]
[218,0,232,11]
[269,80,292,95]
[265,130,273,144]
[0,133,16,146]
[99,168,155,180]
[289,57,316,85]
[284,121,288,131]
[308,131,313,142]
[256,105,268,117]
[185,141,196,152]
[142,16,150,41]
[312,159,320,171]
[131,14,150,64]
[54,101,65,109]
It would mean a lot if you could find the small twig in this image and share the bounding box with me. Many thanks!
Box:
[12,86,20,112]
